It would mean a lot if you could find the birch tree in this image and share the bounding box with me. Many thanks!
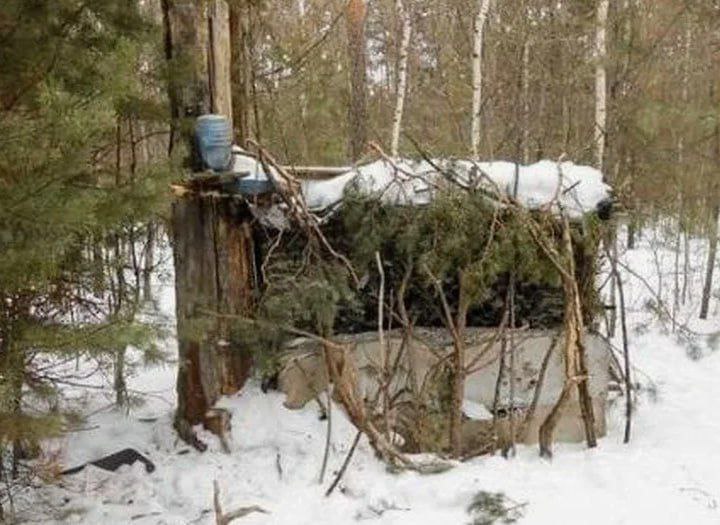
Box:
[470,0,492,160]
[594,0,609,170]
[390,0,412,157]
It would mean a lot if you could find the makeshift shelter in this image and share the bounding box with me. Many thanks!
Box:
[205,148,615,456]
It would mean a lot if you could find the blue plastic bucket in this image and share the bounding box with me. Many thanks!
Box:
[195,115,233,172]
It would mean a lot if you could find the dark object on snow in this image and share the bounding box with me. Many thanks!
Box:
[596,197,614,221]
[261,372,279,393]
[61,448,155,476]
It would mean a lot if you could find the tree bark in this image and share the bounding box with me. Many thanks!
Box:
[346,0,369,161]
[470,0,492,160]
[390,0,412,157]
[163,0,232,152]
[229,2,253,143]
[172,196,256,447]
[208,1,233,125]
[163,0,212,155]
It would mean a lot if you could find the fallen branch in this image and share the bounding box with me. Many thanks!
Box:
[325,431,361,497]
[247,140,360,286]
[213,480,268,525]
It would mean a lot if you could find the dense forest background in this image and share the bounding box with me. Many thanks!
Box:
[1,0,719,519]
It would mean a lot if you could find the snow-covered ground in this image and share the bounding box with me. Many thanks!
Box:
[13,226,720,524]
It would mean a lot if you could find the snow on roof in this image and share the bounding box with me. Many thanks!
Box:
[230,147,611,218]
[232,146,272,181]
[302,158,611,218]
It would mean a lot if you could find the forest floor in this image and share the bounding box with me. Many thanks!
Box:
[12,227,720,524]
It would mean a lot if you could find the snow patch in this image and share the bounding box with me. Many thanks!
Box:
[462,399,494,421]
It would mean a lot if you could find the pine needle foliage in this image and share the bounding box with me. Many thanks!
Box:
[247,185,602,374]
[0,0,172,447]
[466,491,526,525]
[340,189,566,330]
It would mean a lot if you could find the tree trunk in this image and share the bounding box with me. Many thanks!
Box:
[679,17,692,305]
[162,0,212,158]
[521,39,531,164]
[470,0,492,160]
[143,222,155,302]
[208,1,233,125]
[594,0,609,170]
[229,3,252,144]
[346,0,368,161]
[672,194,683,331]
[700,110,720,320]
[390,0,412,157]
[164,0,251,448]
[700,203,720,320]
[171,196,256,448]
[449,271,469,458]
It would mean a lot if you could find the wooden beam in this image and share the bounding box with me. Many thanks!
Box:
[283,166,354,179]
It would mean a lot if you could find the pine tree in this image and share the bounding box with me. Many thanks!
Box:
[0,0,171,481]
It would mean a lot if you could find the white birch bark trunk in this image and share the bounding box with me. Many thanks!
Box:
[390,0,412,157]
[470,0,492,160]
[594,0,609,170]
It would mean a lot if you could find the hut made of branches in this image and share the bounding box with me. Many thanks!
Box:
[246,170,609,367]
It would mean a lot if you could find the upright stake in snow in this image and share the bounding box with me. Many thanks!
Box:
[375,251,391,441]
[470,0,492,160]
[616,257,632,443]
[390,0,412,157]
[538,217,597,457]
[594,0,609,170]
